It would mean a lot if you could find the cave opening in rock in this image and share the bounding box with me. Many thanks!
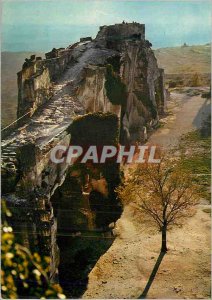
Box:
[50,112,122,297]
[51,166,122,298]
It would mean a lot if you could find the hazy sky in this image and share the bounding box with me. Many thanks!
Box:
[2,0,211,51]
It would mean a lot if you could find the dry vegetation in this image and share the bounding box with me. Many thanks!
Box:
[154,44,211,74]
[117,155,199,254]
[155,44,211,88]
[83,89,211,299]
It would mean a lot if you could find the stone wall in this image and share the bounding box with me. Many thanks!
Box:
[44,49,74,80]
[17,46,76,118]
[96,22,145,49]
[17,61,52,118]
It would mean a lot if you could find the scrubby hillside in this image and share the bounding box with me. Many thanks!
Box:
[154,44,211,74]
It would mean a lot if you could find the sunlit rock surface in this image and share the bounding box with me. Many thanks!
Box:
[1,22,165,290]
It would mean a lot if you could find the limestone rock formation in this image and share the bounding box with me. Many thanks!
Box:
[1,22,166,287]
[16,22,165,143]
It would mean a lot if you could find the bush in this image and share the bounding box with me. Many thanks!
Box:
[202,90,211,99]
[1,201,66,299]
[70,112,119,145]
[168,81,177,88]
[190,73,202,87]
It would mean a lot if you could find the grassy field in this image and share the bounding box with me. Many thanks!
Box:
[154,44,211,74]
[178,118,211,201]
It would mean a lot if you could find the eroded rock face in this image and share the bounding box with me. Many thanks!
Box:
[2,22,165,286]
[120,40,165,142]
[77,65,121,116]
[16,22,165,143]
[96,22,145,50]
[17,61,52,118]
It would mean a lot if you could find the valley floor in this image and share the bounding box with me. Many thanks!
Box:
[82,87,211,299]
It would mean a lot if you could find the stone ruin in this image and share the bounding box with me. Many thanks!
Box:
[1,22,166,295]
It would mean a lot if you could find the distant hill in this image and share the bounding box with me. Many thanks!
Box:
[154,44,211,74]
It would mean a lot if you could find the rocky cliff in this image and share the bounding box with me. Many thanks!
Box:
[16,22,165,142]
[1,22,165,296]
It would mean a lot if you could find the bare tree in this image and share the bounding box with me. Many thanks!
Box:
[117,156,199,252]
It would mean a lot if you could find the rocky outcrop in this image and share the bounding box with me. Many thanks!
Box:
[16,22,165,143]
[2,22,165,290]
[17,58,51,118]
[120,40,165,142]
[77,65,121,116]
[96,22,145,50]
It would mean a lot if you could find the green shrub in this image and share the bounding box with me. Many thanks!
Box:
[1,201,66,299]
[179,129,211,201]
[168,81,177,88]
[70,112,119,145]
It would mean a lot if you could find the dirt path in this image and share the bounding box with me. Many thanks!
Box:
[82,87,211,299]
[147,87,211,148]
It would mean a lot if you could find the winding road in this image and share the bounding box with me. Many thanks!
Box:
[82,87,211,299]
